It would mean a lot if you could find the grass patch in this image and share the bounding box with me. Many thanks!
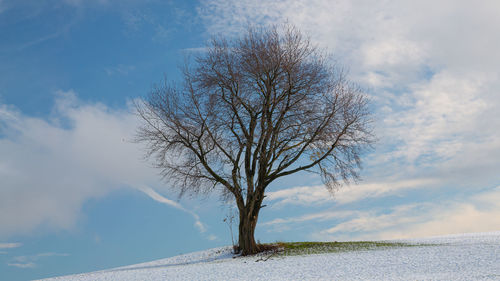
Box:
[261,241,431,257]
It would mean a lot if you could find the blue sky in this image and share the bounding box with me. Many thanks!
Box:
[1,0,500,280]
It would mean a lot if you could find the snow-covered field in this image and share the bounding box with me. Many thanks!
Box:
[39,232,500,281]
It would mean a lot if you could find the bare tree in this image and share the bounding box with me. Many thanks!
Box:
[136,24,373,255]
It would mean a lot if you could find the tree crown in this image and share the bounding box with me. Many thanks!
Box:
[136,24,373,204]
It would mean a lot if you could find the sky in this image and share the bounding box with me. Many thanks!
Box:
[1,0,500,280]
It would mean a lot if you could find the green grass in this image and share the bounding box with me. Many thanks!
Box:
[263,241,430,256]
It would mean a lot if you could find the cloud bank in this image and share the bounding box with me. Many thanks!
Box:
[198,1,500,178]
[320,186,500,240]
[0,90,204,239]
[263,186,500,240]
[198,0,500,239]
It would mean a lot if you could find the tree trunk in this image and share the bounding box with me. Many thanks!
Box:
[237,208,260,255]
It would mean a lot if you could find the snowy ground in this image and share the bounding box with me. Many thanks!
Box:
[38,231,500,281]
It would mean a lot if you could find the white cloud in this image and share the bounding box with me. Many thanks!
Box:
[266,185,331,206]
[386,71,488,164]
[8,262,36,268]
[335,179,437,204]
[7,252,69,269]
[316,186,500,241]
[194,221,206,233]
[0,242,22,249]
[137,185,185,211]
[0,90,191,239]
[361,39,425,68]
[262,210,355,226]
[264,183,500,241]
[138,185,207,234]
[198,0,500,184]
[266,178,437,206]
[320,204,427,239]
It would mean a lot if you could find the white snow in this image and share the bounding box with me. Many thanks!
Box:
[38,231,500,280]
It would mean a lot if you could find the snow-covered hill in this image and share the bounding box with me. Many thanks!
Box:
[38,232,500,281]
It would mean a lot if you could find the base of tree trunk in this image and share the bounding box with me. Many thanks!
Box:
[237,244,262,256]
[237,236,261,256]
[238,214,260,255]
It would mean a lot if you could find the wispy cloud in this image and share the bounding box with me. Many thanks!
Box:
[36,252,70,258]
[0,242,22,249]
[121,4,196,42]
[62,0,110,6]
[266,185,332,206]
[194,220,206,233]
[121,10,173,41]
[137,185,207,234]
[137,185,222,240]
[266,178,437,207]
[8,262,36,268]
[137,185,185,211]
[181,47,209,54]
[262,210,356,226]
[7,252,69,269]
[105,64,136,76]
[17,14,80,51]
